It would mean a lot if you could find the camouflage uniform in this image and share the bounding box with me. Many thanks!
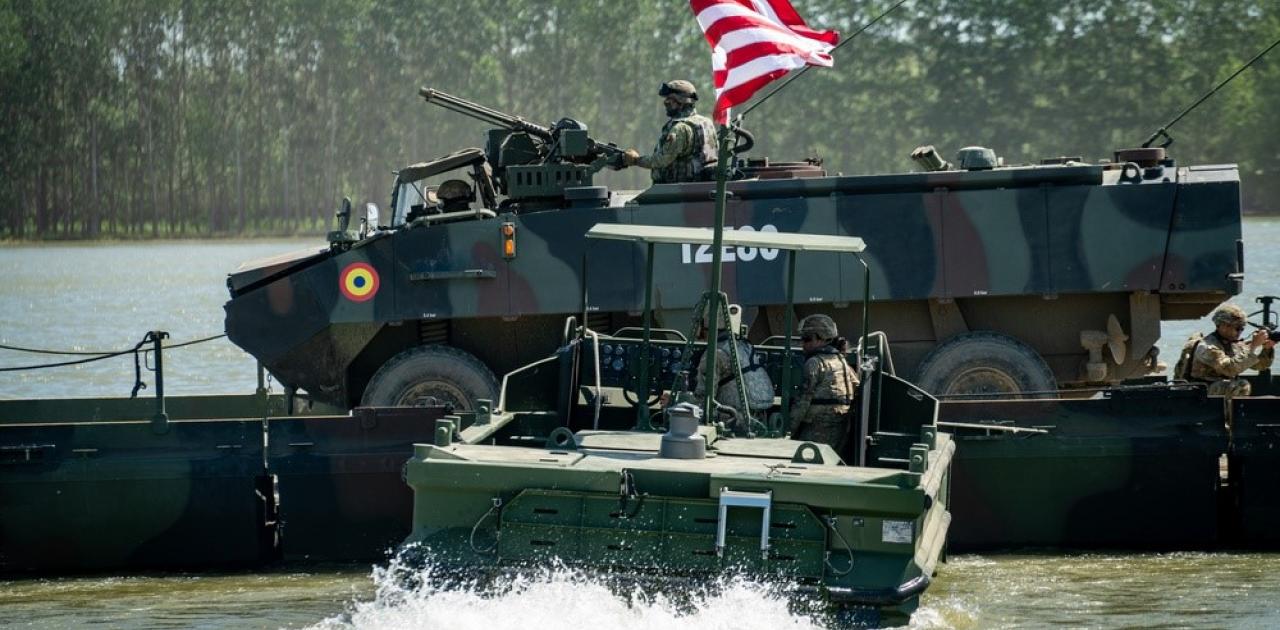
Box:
[789,347,858,449]
[1191,331,1273,397]
[638,106,718,184]
[627,80,718,184]
[692,334,774,424]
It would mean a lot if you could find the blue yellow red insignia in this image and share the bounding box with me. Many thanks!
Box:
[339,262,379,302]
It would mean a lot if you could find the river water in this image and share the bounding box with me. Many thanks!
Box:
[2,219,1279,629]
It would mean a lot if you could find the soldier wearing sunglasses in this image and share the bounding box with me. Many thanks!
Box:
[789,314,859,448]
[1188,303,1274,397]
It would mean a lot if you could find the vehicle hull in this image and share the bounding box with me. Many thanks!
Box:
[226,163,1243,407]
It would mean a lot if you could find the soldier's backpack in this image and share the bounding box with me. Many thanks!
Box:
[733,340,777,411]
[1173,333,1205,381]
[689,338,776,411]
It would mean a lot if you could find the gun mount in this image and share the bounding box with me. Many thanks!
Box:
[419,88,624,205]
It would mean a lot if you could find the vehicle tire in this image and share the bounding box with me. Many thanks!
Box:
[913,331,1056,398]
[360,345,499,410]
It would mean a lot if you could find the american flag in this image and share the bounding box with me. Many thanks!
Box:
[692,0,839,125]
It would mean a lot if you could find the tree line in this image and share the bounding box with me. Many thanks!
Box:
[2,0,1278,239]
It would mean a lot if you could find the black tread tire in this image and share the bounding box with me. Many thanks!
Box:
[360,345,499,410]
[914,331,1056,398]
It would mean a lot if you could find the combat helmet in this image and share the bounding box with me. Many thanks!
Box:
[436,179,474,203]
[799,314,838,341]
[659,79,698,104]
[1212,303,1247,327]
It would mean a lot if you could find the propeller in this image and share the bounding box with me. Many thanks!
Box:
[1106,314,1129,365]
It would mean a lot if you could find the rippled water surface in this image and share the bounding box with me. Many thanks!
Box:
[2,218,1280,629]
[1,553,1278,629]
[0,238,317,398]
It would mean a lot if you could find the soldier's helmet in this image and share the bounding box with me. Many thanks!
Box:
[659,80,698,103]
[692,301,749,340]
[799,314,838,341]
[1212,303,1248,327]
[436,179,474,203]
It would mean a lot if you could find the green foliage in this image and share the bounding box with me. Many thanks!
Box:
[1,0,1278,239]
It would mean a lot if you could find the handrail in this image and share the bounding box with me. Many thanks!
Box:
[561,316,578,346]
[610,327,689,343]
[937,421,1050,435]
[411,208,496,226]
[496,354,559,413]
[759,334,801,347]
[858,331,896,376]
[935,381,1204,400]
[583,328,603,429]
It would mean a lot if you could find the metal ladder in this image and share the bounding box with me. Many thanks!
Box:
[716,488,773,560]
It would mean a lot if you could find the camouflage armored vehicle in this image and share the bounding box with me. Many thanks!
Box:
[224,88,1243,410]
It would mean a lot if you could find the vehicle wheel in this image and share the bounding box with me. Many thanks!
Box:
[360,345,499,410]
[914,331,1056,398]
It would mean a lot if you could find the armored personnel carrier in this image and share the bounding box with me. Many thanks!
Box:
[224,88,1243,410]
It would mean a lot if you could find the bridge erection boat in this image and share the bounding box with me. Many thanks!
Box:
[401,225,955,626]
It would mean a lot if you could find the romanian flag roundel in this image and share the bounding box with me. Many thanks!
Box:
[339,262,379,302]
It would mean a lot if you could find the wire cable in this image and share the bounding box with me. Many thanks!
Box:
[0,334,227,372]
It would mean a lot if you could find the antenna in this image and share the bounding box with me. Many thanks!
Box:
[1142,35,1280,148]
[736,0,911,120]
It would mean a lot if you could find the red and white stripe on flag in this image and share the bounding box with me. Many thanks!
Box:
[691,0,839,124]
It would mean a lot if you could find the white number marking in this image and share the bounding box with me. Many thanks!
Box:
[678,224,780,265]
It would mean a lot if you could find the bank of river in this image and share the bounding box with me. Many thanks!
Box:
[2,220,1279,628]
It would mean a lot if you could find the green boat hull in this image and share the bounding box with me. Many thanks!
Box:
[404,427,955,622]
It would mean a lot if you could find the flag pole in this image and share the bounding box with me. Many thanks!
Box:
[702,122,735,429]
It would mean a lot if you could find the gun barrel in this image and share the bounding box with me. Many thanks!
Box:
[419,87,552,140]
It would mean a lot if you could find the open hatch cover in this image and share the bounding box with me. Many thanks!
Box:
[396,148,486,184]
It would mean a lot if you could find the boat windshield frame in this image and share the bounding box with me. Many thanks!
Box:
[583,223,873,445]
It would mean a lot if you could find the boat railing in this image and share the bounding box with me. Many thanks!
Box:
[859,331,896,376]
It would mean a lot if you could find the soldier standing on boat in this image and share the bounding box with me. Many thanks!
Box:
[687,309,775,427]
[621,80,718,184]
[1187,304,1275,396]
[789,314,859,449]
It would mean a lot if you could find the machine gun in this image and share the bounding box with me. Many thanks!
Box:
[419,88,625,204]
[1250,296,1280,343]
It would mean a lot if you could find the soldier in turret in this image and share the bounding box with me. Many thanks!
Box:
[622,80,718,184]
[1185,304,1275,397]
[789,314,859,449]
[435,179,474,212]
[407,179,474,224]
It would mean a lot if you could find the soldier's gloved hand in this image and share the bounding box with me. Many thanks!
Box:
[1250,329,1269,350]
[622,149,640,166]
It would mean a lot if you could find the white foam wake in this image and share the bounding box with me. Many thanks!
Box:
[306,556,828,630]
